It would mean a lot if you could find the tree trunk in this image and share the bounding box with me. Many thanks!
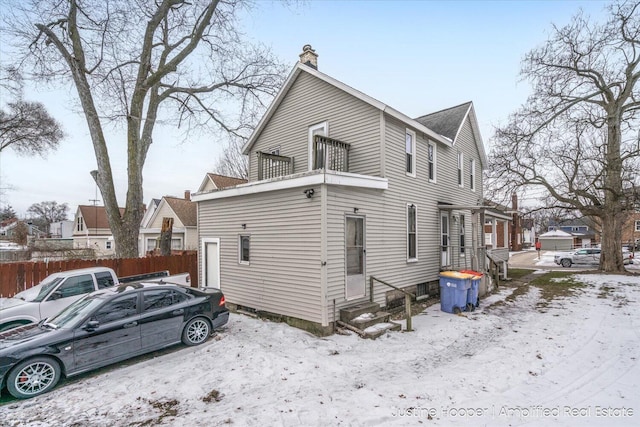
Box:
[159,217,174,256]
[600,117,625,272]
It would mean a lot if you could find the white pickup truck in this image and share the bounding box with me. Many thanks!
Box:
[0,267,190,331]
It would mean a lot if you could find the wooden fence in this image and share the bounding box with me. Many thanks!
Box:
[0,252,198,298]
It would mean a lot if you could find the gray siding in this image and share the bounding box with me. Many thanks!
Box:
[248,72,382,181]
[198,187,324,323]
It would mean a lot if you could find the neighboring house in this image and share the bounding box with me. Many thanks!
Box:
[138,191,197,256]
[72,205,124,257]
[0,218,18,237]
[193,46,489,334]
[622,210,640,248]
[548,218,599,248]
[197,173,247,193]
[140,198,161,229]
[49,220,74,238]
[538,229,574,251]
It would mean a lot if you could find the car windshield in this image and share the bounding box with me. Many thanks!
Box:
[47,294,108,329]
[13,276,65,302]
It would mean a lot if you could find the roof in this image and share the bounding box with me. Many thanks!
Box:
[539,230,573,238]
[78,206,125,229]
[163,197,197,227]
[414,102,472,141]
[242,62,458,155]
[198,173,247,193]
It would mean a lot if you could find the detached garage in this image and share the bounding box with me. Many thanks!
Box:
[538,230,573,251]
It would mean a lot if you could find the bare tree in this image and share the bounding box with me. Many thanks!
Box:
[11,221,29,246]
[0,66,64,156]
[213,136,248,179]
[4,0,286,257]
[488,1,640,272]
[26,200,69,235]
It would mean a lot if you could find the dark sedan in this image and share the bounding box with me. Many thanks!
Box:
[0,282,229,399]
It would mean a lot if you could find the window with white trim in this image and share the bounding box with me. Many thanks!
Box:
[407,203,417,261]
[76,216,83,232]
[427,142,436,182]
[459,215,466,255]
[309,122,328,170]
[405,129,416,177]
[635,220,640,232]
[239,235,250,264]
[457,152,464,187]
[106,241,112,250]
[470,159,476,191]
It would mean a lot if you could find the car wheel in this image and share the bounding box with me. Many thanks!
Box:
[182,317,211,346]
[561,259,572,268]
[7,357,61,399]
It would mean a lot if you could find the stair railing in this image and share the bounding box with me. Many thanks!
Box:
[369,276,415,332]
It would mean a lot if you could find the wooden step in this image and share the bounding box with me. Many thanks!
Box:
[363,322,402,339]
[340,302,381,322]
[348,311,391,330]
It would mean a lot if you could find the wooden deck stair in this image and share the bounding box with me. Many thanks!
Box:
[339,302,401,339]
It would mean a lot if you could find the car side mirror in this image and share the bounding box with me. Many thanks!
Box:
[84,320,100,331]
[49,291,63,301]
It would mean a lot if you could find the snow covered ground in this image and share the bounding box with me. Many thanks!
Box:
[1,273,639,426]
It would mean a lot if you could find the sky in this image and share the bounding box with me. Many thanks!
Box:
[0,0,612,217]
[2,262,639,425]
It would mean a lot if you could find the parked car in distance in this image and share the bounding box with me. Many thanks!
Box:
[0,282,228,399]
[554,248,634,267]
[0,267,190,332]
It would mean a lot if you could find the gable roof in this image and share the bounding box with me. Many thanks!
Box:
[77,205,125,229]
[415,102,488,168]
[198,173,248,193]
[242,62,455,155]
[163,197,197,227]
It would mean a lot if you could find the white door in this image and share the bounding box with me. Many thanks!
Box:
[441,213,451,266]
[203,238,220,289]
[345,216,366,299]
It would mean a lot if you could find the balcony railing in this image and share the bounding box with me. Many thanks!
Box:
[313,135,350,172]
[257,151,294,181]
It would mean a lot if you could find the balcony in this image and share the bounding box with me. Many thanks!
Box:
[313,135,350,172]
[257,151,294,181]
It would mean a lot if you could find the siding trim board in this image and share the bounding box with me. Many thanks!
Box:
[192,170,389,202]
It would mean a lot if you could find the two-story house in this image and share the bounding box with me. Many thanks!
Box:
[72,205,124,257]
[193,46,489,334]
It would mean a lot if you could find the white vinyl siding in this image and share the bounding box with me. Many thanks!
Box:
[248,72,381,181]
[198,187,323,324]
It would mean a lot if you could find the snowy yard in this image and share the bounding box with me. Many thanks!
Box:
[1,272,639,426]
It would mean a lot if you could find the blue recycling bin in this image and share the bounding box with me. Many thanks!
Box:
[439,271,472,314]
[460,270,483,310]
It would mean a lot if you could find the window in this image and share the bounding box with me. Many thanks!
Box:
[239,235,250,264]
[635,220,640,232]
[143,289,189,312]
[106,241,112,250]
[427,142,436,182]
[76,216,83,232]
[457,152,464,187]
[95,272,115,289]
[53,274,95,299]
[405,129,416,177]
[309,121,328,170]
[407,204,417,261]
[459,215,466,254]
[470,159,476,191]
[171,238,183,250]
[92,294,138,324]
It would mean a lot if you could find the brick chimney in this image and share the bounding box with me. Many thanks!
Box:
[299,44,318,69]
[184,190,191,201]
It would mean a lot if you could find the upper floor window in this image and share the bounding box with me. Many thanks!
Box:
[309,121,328,170]
[457,152,464,187]
[407,204,417,261]
[106,241,112,250]
[405,129,416,177]
[76,216,83,232]
[635,220,640,232]
[470,159,476,191]
[427,142,436,182]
